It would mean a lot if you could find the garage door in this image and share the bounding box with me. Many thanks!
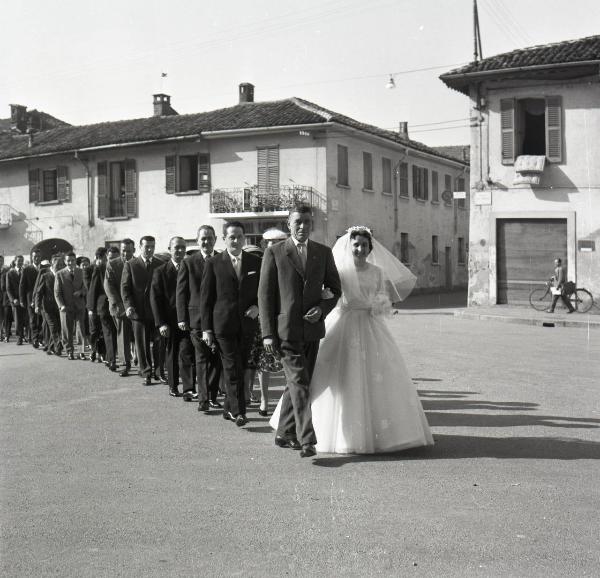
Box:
[496,218,567,304]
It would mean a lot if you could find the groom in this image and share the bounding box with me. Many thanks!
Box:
[258,205,341,457]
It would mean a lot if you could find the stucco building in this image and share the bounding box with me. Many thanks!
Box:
[441,35,600,306]
[0,84,469,292]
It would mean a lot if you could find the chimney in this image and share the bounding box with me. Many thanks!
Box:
[239,83,254,104]
[28,129,34,148]
[398,121,409,139]
[153,94,177,117]
[10,104,28,133]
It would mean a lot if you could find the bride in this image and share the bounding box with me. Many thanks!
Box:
[270,226,433,454]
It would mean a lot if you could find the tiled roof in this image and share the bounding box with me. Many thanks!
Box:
[441,34,600,93]
[0,98,467,166]
[432,145,470,162]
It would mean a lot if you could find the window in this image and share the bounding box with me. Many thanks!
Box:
[398,162,409,197]
[400,232,409,264]
[456,177,466,209]
[501,96,562,164]
[382,157,392,194]
[28,167,70,203]
[431,171,439,203]
[166,153,211,194]
[363,152,373,190]
[257,146,279,192]
[97,159,137,219]
[458,237,466,264]
[432,235,439,264]
[444,174,453,206]
[337,144,349,186]
[412,165,429,200]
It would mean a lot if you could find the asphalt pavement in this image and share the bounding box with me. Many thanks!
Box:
[1,312,599,577]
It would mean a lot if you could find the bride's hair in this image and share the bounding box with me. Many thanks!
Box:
[349,227,373,251]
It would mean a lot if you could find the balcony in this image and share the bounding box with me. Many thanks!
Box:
[209,186,325,217]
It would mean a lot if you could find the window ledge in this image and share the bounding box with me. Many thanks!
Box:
[444,202,453,207]
[362,188,375,193]
[381,191,393,197]
[415,198,427,204]
[36,200,62,206]
[336,183,351,190]
[105,216,130,221]
[431,200,440,205]
[431,262,440,267]
[175,191,203,196]
[458,261,466,266]
[398,195,409,201]
[458,206,468,210]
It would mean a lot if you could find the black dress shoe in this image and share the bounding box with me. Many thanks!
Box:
[223,411,235,421]
[46,348,55,356]
[108,363,117,372]
[182,391,195,402]
[119,368,130,377]
[198,401,210,413]
[300,444,316,458]
[143,376,152,386]
[90,351,97,362]
[159,373,168,384]
[79,353,87,360]
[209,400,222,409]
[275,436,301,449]
[169,388,182,397]
[258,409,269,417]
[42,345,49,352]
[17,338,23,346]
[68,352,75,360]
[235,414,248,427]
[32,341,39,349]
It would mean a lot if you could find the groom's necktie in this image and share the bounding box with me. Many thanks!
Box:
[297,243,307,272]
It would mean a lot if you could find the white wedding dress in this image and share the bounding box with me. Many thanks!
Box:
[270,262,433,454]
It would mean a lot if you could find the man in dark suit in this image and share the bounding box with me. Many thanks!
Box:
[104,239,135,376]
[87,247,118,369]
[259,205,341,457]
[35,254,64,356]
[54,251,87,360]
[1,258,14,342]
[176,225,222,405]
[121,236,161,385]
[19,249,42,347]
[6,255,26,345]
[151,236,190,397]
[201,221,261,424]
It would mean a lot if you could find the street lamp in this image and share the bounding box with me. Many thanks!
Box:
[386,74,396,89]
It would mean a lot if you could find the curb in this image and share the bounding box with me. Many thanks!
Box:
[454,310,600,329]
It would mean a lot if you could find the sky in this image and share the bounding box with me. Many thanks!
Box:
[2,0,599,147]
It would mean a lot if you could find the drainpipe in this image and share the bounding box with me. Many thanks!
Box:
[74,151,93,228]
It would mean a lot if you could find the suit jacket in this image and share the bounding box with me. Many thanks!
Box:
[35,269,59,314]
[32,266,49,309]
[19,265,39,307]
[201,251,261,337]
[0,267,11,307]
[86,264,110,316]
[54,267,87,313]
[176,252,209,329]
[258,237,341,342]
[6,268,22,305]
[121,256,161,322]
[104,257,127,317]
[150,260,179,328]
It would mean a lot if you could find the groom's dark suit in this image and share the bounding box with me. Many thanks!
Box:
[201,250,261,417]
[259,237,341,445]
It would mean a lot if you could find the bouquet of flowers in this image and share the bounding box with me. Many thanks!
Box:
[371,292,392,316]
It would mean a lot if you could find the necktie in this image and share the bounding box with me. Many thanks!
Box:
[231,256,241,280]
[297,243,307,271]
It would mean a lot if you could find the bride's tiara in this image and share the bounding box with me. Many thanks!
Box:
[347,225,373,236]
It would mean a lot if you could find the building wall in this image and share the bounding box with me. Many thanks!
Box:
[322,130,469,291]
[468,80,600,305]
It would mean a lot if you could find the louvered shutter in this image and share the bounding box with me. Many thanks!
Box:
[198,153,210,193]
[423,168,429,200]
[124,159,137,217]
[545,96,562,163]
[165,155,177,194]
[257,147,268,191]
[97,162,108,219]
[266,147,279,191]
[29,169,40,203]
[432,170,439,202]
[57,166,71,202]
[412,165,418,198]
[501,98,516,165]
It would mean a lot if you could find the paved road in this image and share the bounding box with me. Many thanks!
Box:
[1,315,599,577]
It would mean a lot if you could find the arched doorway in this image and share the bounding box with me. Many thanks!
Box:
[31,238,73,261]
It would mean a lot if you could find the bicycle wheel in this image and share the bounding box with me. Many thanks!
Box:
[529,287,551,311]
[573,289,593,313]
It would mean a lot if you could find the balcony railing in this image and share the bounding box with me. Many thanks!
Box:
[210,186,325,214]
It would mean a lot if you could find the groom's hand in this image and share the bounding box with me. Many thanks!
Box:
[303,306,322,324]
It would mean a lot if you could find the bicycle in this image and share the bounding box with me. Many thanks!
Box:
[529,281,594,313]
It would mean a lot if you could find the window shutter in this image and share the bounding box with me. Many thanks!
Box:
[28,169,40,203]
[363,152,372,189]
[165,155,177,194]
[57,166,70,202]
[545,96,562,163]
[257,147,267,190]
[198,153,210,193]
[337,145,348,186]
[501,98,515,165]
[423,168,429,200]
[267,147,279,191]
[412,165,418,198]
[124,159,137,217]
[432,171,438,202]
[97,162,108,219]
